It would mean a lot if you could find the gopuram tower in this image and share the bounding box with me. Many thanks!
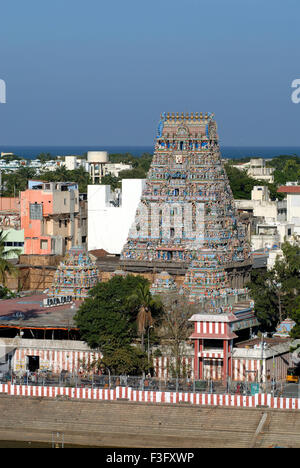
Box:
[121,112,252,288]
[121,113,258,382]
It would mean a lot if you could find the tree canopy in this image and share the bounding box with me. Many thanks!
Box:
[0,230,20,288]
[75,274,164,348]
[73,274,163,374]
[224,163,282,201]
[248,241,300,337]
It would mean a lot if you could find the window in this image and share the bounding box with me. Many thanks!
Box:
[170,228,175,238]
[40,239,48,250]
[29,203,43,220]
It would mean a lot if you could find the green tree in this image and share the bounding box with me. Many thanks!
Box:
[2,167,37,196]
[36,153,55,163]
[74,274,160,374]
[37,166,91,193]
[247,269,279,330]
[101,346,148,375]
[0,230,21,286]
[118,167,147,179]
[74,274,152,351]
[248,241,300,332]
[0,285,16,299]
[224,164,257,199]
[101,174,121,191]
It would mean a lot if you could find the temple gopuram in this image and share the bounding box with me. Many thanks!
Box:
[49,246,100,300]
[121,112,252,287]
[121,112,259,382]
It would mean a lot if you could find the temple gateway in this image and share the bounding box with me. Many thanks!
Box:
[121,112,259,382]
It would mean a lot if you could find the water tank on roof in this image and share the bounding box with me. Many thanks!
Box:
[87,151,109,163]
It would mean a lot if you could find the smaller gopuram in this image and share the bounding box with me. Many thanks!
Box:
[48,246,100,300]
[150,271,177,295]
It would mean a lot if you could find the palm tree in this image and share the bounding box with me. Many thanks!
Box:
[0,230,21,287]
[127,284,161,350]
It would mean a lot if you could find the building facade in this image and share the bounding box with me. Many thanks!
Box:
[88,179,145,254]
[21,181,86,256]
[0,197,24,258]
[232,158,275,183]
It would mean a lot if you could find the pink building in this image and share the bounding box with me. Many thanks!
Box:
[21,181,86,256]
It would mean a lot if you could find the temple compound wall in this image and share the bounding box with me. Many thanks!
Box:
[0,338,290,384]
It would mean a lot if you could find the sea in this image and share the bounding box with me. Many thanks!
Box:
[1,145,300,160]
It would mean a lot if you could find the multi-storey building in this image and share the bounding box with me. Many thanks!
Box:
[0,197,24,258]
[231,158,275,183]
[20,181,87,256]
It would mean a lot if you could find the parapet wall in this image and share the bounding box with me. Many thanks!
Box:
[0,383,298,411]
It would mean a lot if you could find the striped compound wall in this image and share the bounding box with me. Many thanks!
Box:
[11,345,290,383]
[0,383,299,411]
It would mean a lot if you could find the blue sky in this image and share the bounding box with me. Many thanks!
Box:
[0,0,299,146]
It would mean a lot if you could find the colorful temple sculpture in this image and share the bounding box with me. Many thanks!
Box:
[150,271,177,295]
[48,246,100,300]
[121,112,251,284]
[273,318,296,338]
[121,112,259,382]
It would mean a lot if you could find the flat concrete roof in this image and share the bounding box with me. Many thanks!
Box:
[235,336,290,349]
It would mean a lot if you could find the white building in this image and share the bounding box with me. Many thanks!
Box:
[88,179,145,254]
[278,183,300,235]
[62,155,86,171]
[235,185,294,258]
[235,186,277,222]
[264,183,300,269]
[103,162,133,178]
[232,158,275,183]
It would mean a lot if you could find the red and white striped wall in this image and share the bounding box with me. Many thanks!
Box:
[0,383,299,410]
[11,346,290,384]
[14,348,102,374]
[153,356,194,379]
[195,321,226,336]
